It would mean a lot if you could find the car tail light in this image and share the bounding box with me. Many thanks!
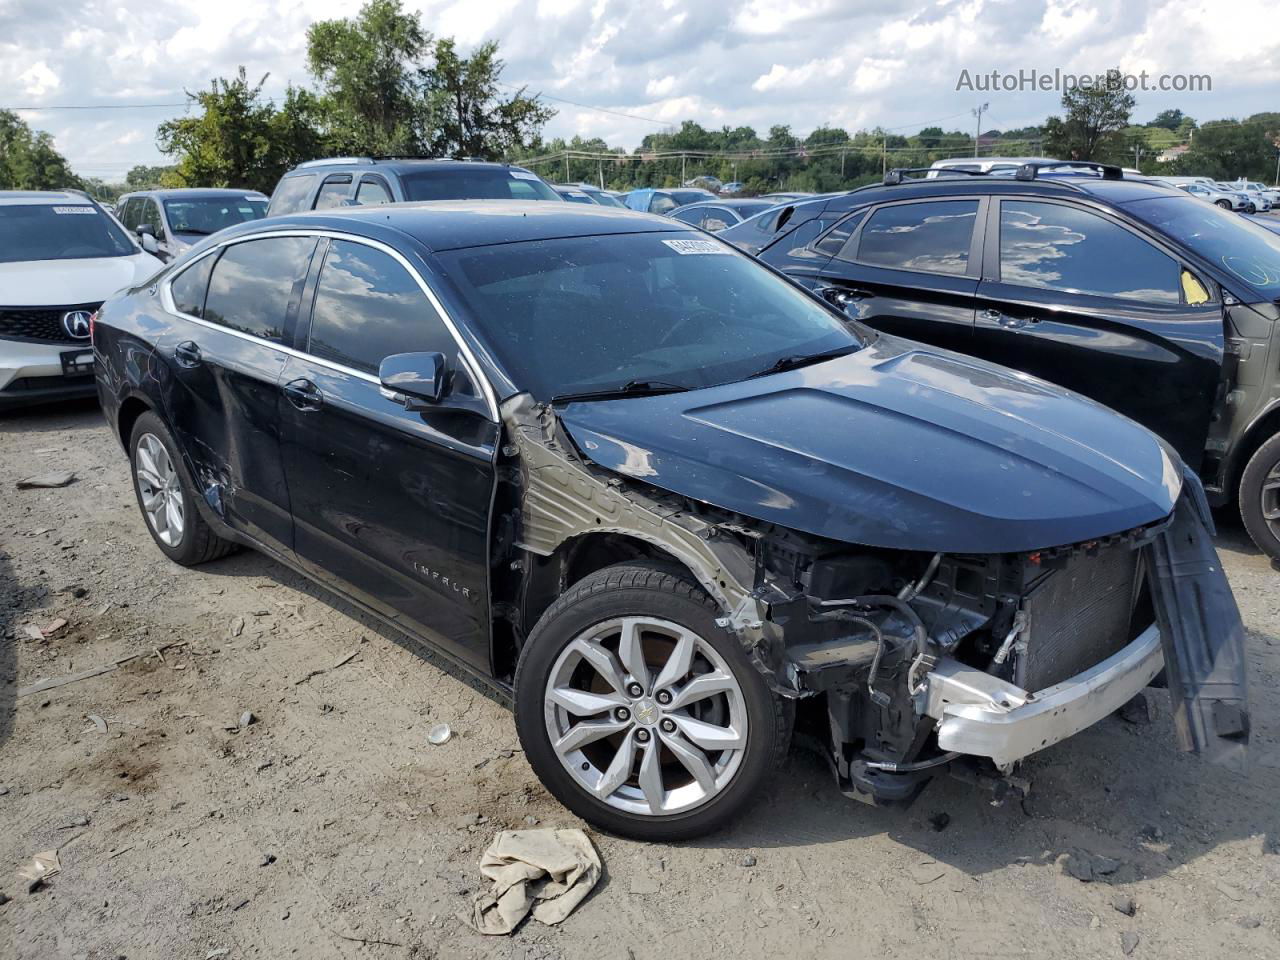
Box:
[89,311,97,341]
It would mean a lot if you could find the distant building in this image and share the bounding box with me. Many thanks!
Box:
[1158,144,1189,163]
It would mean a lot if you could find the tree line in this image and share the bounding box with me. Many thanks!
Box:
[3,30,1278,200]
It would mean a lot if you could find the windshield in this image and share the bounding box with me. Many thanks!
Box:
[163,197,267,235]
[587,191,625,208]
[436,232,861,402]
[0,203,135,263]
[401,168,559,202]
[669,190,715,206]
[1128,195,1280,298]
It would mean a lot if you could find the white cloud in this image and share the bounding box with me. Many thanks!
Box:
[2,0,1278,179]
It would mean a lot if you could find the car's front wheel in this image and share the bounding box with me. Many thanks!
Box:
[129,411,237,566]
[514,564,790,841]
[1240,432,1280,562]
[1216,200,1232,209]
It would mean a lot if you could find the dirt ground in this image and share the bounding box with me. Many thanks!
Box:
[1,401,1278,960]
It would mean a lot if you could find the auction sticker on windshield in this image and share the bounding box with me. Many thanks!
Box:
[52,206,97,214]
[509,169,541,180]
[663,238,731,255]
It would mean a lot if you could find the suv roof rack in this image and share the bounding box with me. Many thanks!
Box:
[882,167,988,186]
[296,157,374,168]
[1014,161,1123,181]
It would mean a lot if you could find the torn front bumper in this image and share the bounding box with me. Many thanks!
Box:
[919,624,1164,768]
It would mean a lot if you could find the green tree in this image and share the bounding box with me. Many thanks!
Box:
[125,164,179,189]
[157,68,319,193]
[1175,119,1280,181]
[0,110,81,190]
[307,0,431,154]
[1042,68,1135,160]
[425,38,555,158]
[1148,108,1185,131]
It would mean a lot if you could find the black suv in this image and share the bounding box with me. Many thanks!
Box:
[722,164,1280,560]
[93,202,1247,839]
[265,158,561,215]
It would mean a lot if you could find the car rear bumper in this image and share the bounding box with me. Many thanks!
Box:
[919,623,1164,767]
[0,337,97,410]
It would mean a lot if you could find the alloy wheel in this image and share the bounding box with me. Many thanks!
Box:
[135,433,185,547]
[543,616,748,816]
[1262,461,1280,540]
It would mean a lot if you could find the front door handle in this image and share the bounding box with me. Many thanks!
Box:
[282,378,323,411]
[174,341,202,367]
[980,309,1029,330]
[821,287,873,309]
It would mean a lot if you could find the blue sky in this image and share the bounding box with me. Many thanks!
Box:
[1,0,1275,180]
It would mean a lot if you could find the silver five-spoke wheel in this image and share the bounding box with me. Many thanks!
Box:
[543,616,748,816]
[135,432,185,547]
[1262,462,1280,538]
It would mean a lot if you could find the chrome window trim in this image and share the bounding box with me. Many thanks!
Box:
[159,228,500,421]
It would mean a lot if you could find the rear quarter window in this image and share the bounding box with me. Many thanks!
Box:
[170,255,216,318]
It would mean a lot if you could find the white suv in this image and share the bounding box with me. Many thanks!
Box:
[0,191,163,411]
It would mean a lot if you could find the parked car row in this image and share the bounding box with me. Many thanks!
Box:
[2,154,1268,842]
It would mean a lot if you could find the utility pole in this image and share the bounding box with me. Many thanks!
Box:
[598,158,604,189]
[972,102,989,158]
[841,149,846,177]
[564,153,570,183]
[1133,142,1144,169]
[882,138,887,175]
[1274,148,1279,187]
[681,153,687,183]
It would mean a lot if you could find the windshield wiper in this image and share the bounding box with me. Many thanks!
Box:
[747,345,860,379]
[176,228,213,235]
[552,380,690,404]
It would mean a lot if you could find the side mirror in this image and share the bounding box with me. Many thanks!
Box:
[379,351,446,410]
[136,223,154,237]
[139,232,160,254]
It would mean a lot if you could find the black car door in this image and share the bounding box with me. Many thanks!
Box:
[971,197,1223,469]
[813,197,984,356]
[276,237,499,672]
[158,235,319,553]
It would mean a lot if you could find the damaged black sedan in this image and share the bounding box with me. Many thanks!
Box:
[93,203,1250,840]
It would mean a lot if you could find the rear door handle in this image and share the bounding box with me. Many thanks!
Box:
[174,341,202,367]
[282,377,323,412]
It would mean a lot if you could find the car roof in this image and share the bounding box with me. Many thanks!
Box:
[283,158,535,177]
[823,173,1181,211]
[234,200,692,252]
[121,188,267,200]
[0,190,95,206]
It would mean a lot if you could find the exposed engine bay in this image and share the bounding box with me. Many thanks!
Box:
[490,396,1250,805]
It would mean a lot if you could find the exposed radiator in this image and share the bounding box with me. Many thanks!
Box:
[1015,544,1142,692]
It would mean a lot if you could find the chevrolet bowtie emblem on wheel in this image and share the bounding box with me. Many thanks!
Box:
[634,700,659,726]
[62,310,92,340]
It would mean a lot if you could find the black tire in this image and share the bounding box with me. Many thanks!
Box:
[1239,431,1280,562]
[514,563,791,841]
[129,410,237,566]
[1216,200,1232,209]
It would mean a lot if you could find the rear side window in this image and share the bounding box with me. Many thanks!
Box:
[170,254,216,317]
[306,240,455,375]
[267,175,317,216]
[355,177,393,205]
[849,200,978,275]
[649,193,677,215]
[999,201,1180,303]
[313,175,353,210]
[203,237,316,343]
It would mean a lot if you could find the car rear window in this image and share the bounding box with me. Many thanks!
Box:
[267,175,318,216]
[0,203,135,263]
[163,198,266,235]
[400,168,558,202]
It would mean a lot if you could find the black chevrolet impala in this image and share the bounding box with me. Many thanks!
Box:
[93,202,1249,840]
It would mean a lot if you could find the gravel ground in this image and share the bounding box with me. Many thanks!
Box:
[1,401,1278,960]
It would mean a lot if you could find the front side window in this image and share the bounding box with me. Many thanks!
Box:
[0,203,136,264]
[170,254,216,317]
[163,197,266,235]
[307,240,455,375]
[999,200,1181,303]
[669,206,705,226]
[435,232,861,402]
[267,175,317,216]
[142,200,165,239]
[849,200,979,276]
[119,198,143,231]
[203,237,315,342]
[649,193,678,215]
[400,168,559,202]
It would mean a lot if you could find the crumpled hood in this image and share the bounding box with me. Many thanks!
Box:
[0,253,162,306]
[559,338,1182,553]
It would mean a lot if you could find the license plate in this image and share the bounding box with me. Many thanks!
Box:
[60,349,95,377]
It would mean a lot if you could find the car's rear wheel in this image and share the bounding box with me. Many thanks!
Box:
[129,411,237,566]
[514,563,790,841]
[1240,432,1280,562]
